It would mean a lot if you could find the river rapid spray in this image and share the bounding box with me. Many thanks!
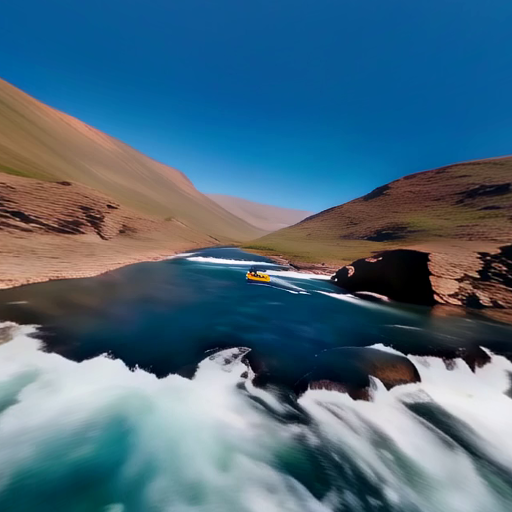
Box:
[1,320,512,512]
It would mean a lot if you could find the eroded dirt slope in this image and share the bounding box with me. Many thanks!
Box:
[0,174,214,288]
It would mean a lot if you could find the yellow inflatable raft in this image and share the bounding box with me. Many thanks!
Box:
[246,271,271,283]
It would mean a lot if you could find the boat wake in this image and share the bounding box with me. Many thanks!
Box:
[1,322,512,511]
[248,279,310,295]
[184,255,332,283]
[266,269,332,280]
[185,256,279,266]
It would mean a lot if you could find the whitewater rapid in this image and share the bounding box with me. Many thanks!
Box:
[1,321,512,511]
[184,255,332,280]
[184,256,280,266]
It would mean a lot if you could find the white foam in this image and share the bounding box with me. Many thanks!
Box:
[166,252,197,259]
[0,323,324,511]
[299,342,512,511]
[386,324,421,331]
[367,343,404,355]
[317,292,420,318]
[267,276,307,293]
[184,257,332,281]
[186,256,279,266]
[405,351,512,472]
[317,291,390,311]
[2,322,512,510]
[266,270,332,280]
[355,291,390,301]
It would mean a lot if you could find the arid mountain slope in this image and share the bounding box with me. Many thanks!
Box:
[207,194,312,233]
[0,78,263,242]
[0,173,216,288]
[247,157,512,266]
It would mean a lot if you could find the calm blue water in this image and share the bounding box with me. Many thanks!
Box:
[0,248,512,512]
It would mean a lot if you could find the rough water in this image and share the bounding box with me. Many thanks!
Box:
[1,248,512,512]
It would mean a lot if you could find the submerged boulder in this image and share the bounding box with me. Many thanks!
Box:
[296,347,421,400]
[307,379,371,401]
[378,325,492,372]
[243,349,315,393]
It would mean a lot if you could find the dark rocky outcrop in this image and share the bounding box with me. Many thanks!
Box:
[331,245,512,319]
[455,183,511,204]
[362,184,390,201]
[331,249,436,306]
[364,225,418,242]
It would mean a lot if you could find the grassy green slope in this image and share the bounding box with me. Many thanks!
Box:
[247,158,512,265]
[0,78,264,242]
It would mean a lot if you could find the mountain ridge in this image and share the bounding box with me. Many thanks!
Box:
[207,193,313,233]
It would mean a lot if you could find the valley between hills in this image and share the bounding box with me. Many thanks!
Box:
[1,77,512,321]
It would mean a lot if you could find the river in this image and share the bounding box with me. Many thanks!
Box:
[0,247,512,511]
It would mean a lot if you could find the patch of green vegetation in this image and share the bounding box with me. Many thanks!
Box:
[245,239,407,266]
[0,163,56,182]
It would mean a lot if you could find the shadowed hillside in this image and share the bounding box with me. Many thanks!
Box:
[207,194,312,232]
[0,78,263,242]
[247,157,512,267]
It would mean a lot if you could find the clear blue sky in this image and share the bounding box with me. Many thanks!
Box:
[1,0,512,211]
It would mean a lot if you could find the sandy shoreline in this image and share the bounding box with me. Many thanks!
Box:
[0,172,223,291]
[0,251,176,290]
[0,229,213,291]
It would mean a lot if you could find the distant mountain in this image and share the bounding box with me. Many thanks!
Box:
[0,78,263,243]
[247,157,512,266]
[207,194,313,233]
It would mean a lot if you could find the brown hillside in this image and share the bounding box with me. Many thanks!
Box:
[0,173,214,288]
[0,78,263,242]
[247,157,512,267]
